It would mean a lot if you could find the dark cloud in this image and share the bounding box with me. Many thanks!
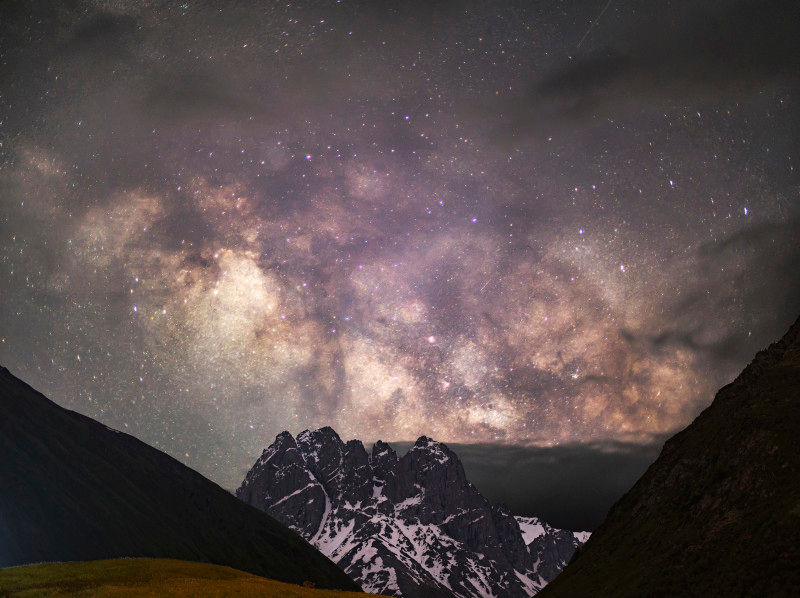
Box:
[375,440,665,531]
[615,218,800,397]
[62,12,140,58]
[457,440,666,530]
[143,71,268,125]
[698,218,800,257]
[495,0,800,143]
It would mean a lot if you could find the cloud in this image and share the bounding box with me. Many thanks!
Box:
[697,218,800,257]
[143,71,268,125]
[62,12,140,58]
[495,0,800,142]
[373,439,666,531]
[620,218,800,376]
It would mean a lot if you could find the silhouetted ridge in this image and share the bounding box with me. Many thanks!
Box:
[540,315,800,597]
[0,367,358,591]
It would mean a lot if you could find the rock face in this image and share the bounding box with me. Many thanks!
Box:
[237,429,589,597]
[539,316,800,598]
[515,517,590,585]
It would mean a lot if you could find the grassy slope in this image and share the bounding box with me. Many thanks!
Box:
[540,317,800,597]
[0,367,358,592]
[0,558,387,597]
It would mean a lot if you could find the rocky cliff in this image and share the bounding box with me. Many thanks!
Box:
[238,428,589,597]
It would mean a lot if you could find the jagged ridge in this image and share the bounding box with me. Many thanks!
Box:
[237,428,589,597]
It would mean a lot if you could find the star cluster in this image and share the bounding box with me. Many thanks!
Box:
[1,0,798,488]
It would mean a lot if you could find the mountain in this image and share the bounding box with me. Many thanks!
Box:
[0,366,359,592]
[237,428,589,597]
[515,517,591,585]
[540,316,800,597]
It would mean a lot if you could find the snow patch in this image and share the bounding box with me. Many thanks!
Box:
[516,516,547,545]
[574,530,591,543]
[269,482,316,508]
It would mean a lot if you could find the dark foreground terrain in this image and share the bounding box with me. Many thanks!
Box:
[0,559,383,597]
[540,316,800,597]
[0,366,358,592]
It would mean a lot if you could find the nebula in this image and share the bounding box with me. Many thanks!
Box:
[1,0,797,489]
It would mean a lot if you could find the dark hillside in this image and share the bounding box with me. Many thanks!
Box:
[540,316,800,597]
[0,366,359,592]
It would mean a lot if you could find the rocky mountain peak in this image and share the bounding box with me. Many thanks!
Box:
[236,430,328,538]
[272,430,297,449]
[237,427,589,597]
[371,439,394,456]
[240,430,300,487]
[342,439,369,476]
[297,426,345,454]
[340,439,372,504]
[384,436,467,511]
[296,427,346,492]
[344,438,367,453]
[370,440,397,505]
[410,435,453,462]
[370,440,398,472]
[417,436,456,460]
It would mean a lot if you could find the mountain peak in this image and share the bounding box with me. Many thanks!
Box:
[298,426,344,445]
[345,438,366,450]
[274,430,295,444]
[412,435,449,453]
[371,439,392,456]
[261,431,297,459]
[317,425,341,437]
[413,434,433,446]
[409,435,453,467]
[370,440,398,487]
[239,427,584,597]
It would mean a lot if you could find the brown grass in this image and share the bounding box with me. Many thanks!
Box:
[0,558,388,597]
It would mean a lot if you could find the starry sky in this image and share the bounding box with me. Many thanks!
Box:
[1,0,798,491]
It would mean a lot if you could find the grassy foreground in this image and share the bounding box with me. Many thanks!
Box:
[0,558,385,597]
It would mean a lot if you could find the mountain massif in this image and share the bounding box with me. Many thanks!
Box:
[0,366,358,591]
[540,316,800,597]
[237,428,589,597]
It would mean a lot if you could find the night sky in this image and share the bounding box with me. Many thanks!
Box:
[1,0,798,493]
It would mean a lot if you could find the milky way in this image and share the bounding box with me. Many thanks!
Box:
[1,1,798,488]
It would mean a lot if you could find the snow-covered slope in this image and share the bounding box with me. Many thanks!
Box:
[515,516,590,585]
[237,428,589,597]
